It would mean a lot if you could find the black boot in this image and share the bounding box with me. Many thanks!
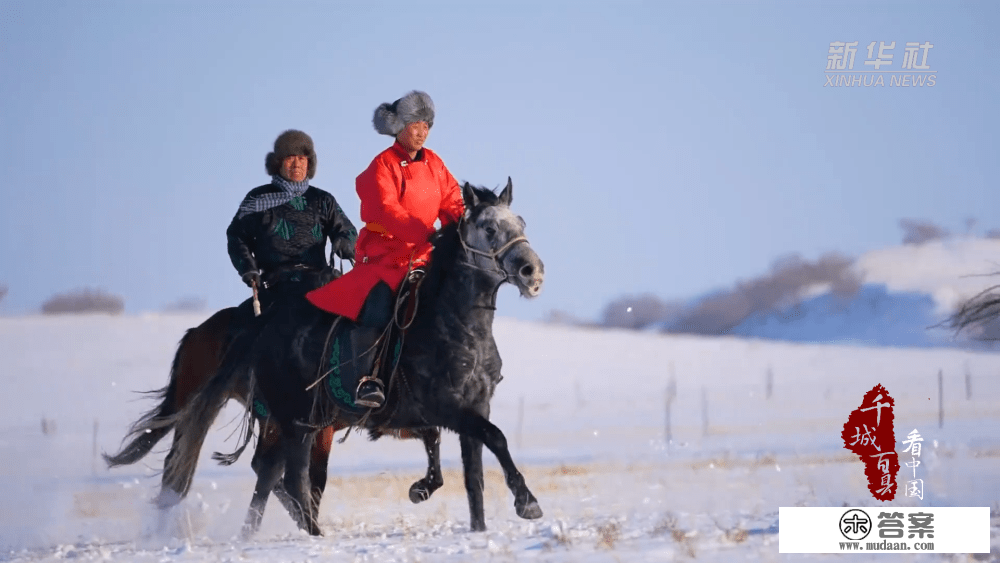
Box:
[356,377,385,408]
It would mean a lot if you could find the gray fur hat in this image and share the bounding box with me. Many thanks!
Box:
[372,91,435,136]
[265,129,317,179]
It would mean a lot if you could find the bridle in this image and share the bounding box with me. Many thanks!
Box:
[457,217,529,281]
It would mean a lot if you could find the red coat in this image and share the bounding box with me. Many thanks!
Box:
[306,142,465,320]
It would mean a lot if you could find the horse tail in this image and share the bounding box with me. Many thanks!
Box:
[156,315,260,506]
[101,329,194,468]
[103,308,234,468]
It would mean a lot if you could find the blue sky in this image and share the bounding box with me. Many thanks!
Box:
[1,1,997,321]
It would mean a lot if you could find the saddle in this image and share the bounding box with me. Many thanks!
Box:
[320,269,425,415]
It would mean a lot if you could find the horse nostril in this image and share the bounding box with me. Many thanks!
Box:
[520,264,534,278]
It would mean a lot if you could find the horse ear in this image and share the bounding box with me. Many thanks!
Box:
[462,182,479,210]
[499,177,513,206]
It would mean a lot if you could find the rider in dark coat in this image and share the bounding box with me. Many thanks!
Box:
[227,129,357,319]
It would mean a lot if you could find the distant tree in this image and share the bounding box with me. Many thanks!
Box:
[601,293,683,330]
[965,216,978,235]
[666,290,750,335]
[544,309,584,326]
[985,229,1000,240]
[42,288,124,315]
[0,284,7,305]
[667,252,860,336]
[899,218,949,245]
[163,296,207,313]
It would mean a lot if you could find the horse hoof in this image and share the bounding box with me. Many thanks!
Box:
[471,520,487,532]
[516,501,543,520]
[409,485,430,504]
[154,488,183,510]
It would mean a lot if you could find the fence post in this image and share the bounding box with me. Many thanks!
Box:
[938,370,944,429]
[665,367,677,452]
[516,395,525,450]
[701,386,709,437]
[92,419,99,475]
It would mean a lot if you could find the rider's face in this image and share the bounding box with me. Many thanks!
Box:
[396,121,430,157]
[281,155,309,182]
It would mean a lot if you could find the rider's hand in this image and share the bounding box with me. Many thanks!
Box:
[332,238,356,262]
[241,270,262,288]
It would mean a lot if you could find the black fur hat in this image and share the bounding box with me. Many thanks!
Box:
[265,129,317,179]
[372,91,435,136]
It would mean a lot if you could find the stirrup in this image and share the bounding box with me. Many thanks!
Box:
[355,376,385,408]
[407,268,426,284]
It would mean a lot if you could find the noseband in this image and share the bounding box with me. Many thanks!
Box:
[458,218,529,281]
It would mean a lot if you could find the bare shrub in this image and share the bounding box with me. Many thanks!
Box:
[946,285,1000,342]
[42,288,124,315]
[601,293,684,330]
[900,218,949,245]
[596,522,620,549]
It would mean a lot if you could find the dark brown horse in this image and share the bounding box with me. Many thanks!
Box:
[104,306,443,529]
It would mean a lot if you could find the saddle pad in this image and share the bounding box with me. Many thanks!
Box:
[324,319,406,414]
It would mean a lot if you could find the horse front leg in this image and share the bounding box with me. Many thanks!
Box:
[447,410,542,527]
[408,427,444,504]
[243,422,285,539]
[282,425,321,536]
[459,435,486,531]
[308,426,336,515]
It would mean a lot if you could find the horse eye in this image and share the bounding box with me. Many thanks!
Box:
[485,227,497,238]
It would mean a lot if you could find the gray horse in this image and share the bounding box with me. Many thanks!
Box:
[157,180,546,537]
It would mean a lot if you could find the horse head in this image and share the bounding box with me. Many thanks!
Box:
[460,178,544,298]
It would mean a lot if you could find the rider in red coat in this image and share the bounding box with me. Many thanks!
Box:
[307,91,464,406]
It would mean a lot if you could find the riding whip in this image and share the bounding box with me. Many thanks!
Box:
[251,279,261,316]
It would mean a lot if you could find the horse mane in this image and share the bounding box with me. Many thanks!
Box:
[419,184,500,307]
[467,183,501,205]
[422,220,460,305]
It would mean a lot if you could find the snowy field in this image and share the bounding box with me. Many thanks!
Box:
[1,313,999,562]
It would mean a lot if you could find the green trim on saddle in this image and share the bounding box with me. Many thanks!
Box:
[253,398,268,418]
[330,337,340,375]
[327,374,355,407]
[324,332,365,412]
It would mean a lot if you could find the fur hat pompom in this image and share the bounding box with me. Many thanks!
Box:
[265,129,317,179]
[372,90,435,136]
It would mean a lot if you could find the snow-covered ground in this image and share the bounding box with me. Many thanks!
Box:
[2,313,999,562]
